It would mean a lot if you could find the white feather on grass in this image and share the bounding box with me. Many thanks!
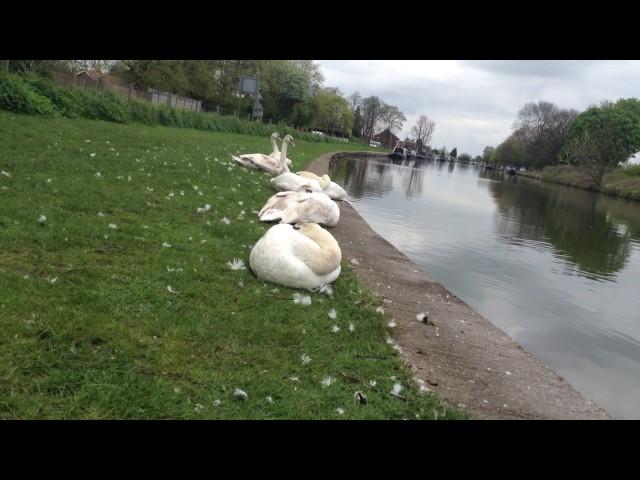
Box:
[391,383,404,397]
[162,242,172,248]
[331,325,340,333]
[38,215,47,224]
[227,258,246,270]
[321,376,335,387]
[292,293,312,306]
[221,217,230,224]
[328,308,337,319]
[301,354,311,365]
[233,388,248,400]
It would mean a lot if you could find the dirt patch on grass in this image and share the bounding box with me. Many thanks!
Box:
[307,152,610,420]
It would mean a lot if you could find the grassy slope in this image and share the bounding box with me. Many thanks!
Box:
[0,111,464,419]
[521,165,640,201]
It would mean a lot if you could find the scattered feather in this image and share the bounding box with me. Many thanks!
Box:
[387,320,396,328]
[166,285,178,294]
[212,399,222,407]
[350,258,360,266]
[348,323,355,332]
[108,223,117,230]
[336,408,345,415]
[1,170,11,177]
[321,376,335,387]
[292,293,312,305]
[227,258,246,270]
[221,217,230,224]
[162,242,172,248]
[328,308,337,320]
[233,388,248,400]
[37,215,47,224]
[319,284,334,296]
[301,354,311,365]
[376,306,384,315]
[391,383,404,397]
[331,325,340,333]
[354,391,367,404]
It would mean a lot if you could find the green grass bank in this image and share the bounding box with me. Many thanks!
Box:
[0,111,464,419]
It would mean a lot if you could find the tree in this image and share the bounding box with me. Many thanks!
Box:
[411,115,436,151]
[348,91,362,111]
[361,96,383,141]
[379,103,406,135]
[563,99,640,187]
[513,101,578,168]
[312,89,354,136]
[491,135,527,167]
[458,153,472,163]
[450,147,458,160]
[482,146,495,163]
[353,105,363,138]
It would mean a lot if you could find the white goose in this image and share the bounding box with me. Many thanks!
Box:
[231,132,290,176]
[258,185,340,227]
[250,222,342,290]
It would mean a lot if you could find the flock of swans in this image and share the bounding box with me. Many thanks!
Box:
[231,133,348,291]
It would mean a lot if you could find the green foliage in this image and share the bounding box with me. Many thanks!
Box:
[0,71,353,143]
[491,135,527,166]
[22,75,82,118]
[0,71,57,115]
[563,100,640,185]
[621,164,640,177]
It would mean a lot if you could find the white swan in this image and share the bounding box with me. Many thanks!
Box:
[231,132,290,176]
[249,222,342,290]
[271,170,331,193]
[258,185,340,227]
[269,133,293,168]
[296,171,349,201]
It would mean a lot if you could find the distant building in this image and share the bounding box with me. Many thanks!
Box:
[372,128,400,148]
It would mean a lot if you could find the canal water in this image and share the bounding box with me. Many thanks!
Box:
[329,154,640,419]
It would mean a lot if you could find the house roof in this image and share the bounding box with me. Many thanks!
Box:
[77,69,102,80]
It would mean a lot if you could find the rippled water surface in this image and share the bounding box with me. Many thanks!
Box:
[329,155,640,419]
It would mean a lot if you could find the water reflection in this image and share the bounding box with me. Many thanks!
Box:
[330,154,640,419]
[487,175,633,280]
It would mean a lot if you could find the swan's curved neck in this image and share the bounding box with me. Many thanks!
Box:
[271,136,280,154]
[279,139,291,174]
[298,228,341,275]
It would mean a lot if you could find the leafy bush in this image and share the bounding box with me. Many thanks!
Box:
[0,72,352,144]
[23,75,82,118]
[77,89,129,123]
[621,164,640,177]
[128,98,158,125]
[0,71,57,115]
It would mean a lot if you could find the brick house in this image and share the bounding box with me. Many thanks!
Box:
[372,128,400,148]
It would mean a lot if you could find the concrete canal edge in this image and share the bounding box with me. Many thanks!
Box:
[306,151,610,420]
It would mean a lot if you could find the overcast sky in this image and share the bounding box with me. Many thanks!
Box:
[316,60,640,157]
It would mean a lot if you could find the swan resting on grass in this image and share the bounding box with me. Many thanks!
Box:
[296,171,349,201]
[269,132,293,168]
[258,185,340,227]
[249,222,342,290]
[231,132,291,175]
